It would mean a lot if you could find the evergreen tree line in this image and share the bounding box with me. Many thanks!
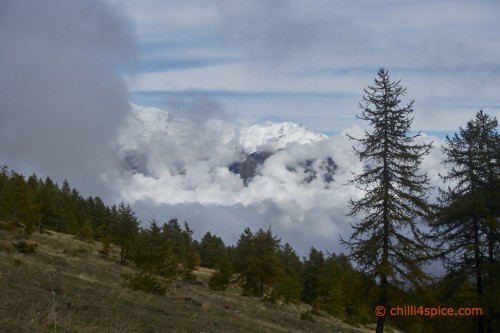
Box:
[0,169,110,237]
[202,227,369,323]
[0,170,201,279]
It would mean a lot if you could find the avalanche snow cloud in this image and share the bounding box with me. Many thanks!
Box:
[107,105,445,254]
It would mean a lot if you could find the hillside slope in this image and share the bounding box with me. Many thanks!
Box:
[0,223,374,333]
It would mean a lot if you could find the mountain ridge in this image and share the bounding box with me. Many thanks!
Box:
[116,104,330,179]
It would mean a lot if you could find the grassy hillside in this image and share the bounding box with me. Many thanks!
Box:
[0,222,378,333]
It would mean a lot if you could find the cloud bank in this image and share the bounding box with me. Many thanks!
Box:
[108,105,444,255]
[0,0,135,196]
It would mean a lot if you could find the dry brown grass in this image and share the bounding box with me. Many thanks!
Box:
[0,222,375,333]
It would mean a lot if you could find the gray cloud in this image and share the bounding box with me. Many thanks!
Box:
[214,0,321,65]
[167,96,232,122]
[213,0,500,73]
[0,0,135,197]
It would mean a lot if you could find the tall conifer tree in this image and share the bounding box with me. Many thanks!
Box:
[343,68,433,333]
[432,110,500,333]
[110,202,139,264]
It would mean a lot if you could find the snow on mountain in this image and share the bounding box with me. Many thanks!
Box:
[118,104,326,159]
[117,104,238,151]
[111,103,349,204]
[240,121,327,153]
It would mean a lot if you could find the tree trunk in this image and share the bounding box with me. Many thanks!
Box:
[473,217,484,333]
[260,272,264,297]
[486,222,496,333]
[376,273,388,333]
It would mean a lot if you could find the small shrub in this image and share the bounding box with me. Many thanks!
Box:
[208,270,232,291]
[100,239,111,256]
[208,258,233,291]
[12,241,37,254]
[300,310,316,322]
[122,272,167,296]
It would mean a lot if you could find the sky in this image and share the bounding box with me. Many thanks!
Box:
[1,0,499,257]
[115,0,500,135]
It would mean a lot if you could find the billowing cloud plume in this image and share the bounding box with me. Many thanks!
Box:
[0,0,135,196]
[108,105,445,255]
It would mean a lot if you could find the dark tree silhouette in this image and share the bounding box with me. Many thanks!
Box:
[432,110,500,333]
[343,68,433,333]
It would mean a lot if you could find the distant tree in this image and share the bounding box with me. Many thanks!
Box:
[302,247,325,304]
[181,222,201,279]
[0,164,10,220]
[39,177,64,231]
[110,203,140,264]
[88,196,108,238]
[234,227,283,297]
[431,110,500,333]
[233,227,257,294]
[26,173,42,231]
[209,250,233,291]
[162,218,185,256]
[198,231,226,268]
[160,219,200,278]
[273,243,302,304]
[318,253,368,321]
[59,179,79,234]
[2,172,37,233]
[343,68,434,333]
[133,218,178,277]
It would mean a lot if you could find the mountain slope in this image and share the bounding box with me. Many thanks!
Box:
[0,222,373,333]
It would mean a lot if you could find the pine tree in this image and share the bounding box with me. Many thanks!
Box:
[274,243,302,304]
[198,231,227,269]
[234,227,283,297]
[209,250,233,291]
[60,179,79,234]
[89,196,109,238]
[252,228,283,297]
[162,218,185,257]
[181,222,201,280]
[343,68,433,333]
[2,172,37,233]
[133,218,178,277]
[432,110,500,333]
[0,164,10,219]
[302,247,325,304]
[134,219,163,273]
[234,227,257,295]
[110,203,140,264]
[39,177,64,231]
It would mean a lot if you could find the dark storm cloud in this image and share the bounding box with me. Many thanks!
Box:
[0,0,135,197]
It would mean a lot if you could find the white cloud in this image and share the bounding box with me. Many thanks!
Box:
[108,105,446,255]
